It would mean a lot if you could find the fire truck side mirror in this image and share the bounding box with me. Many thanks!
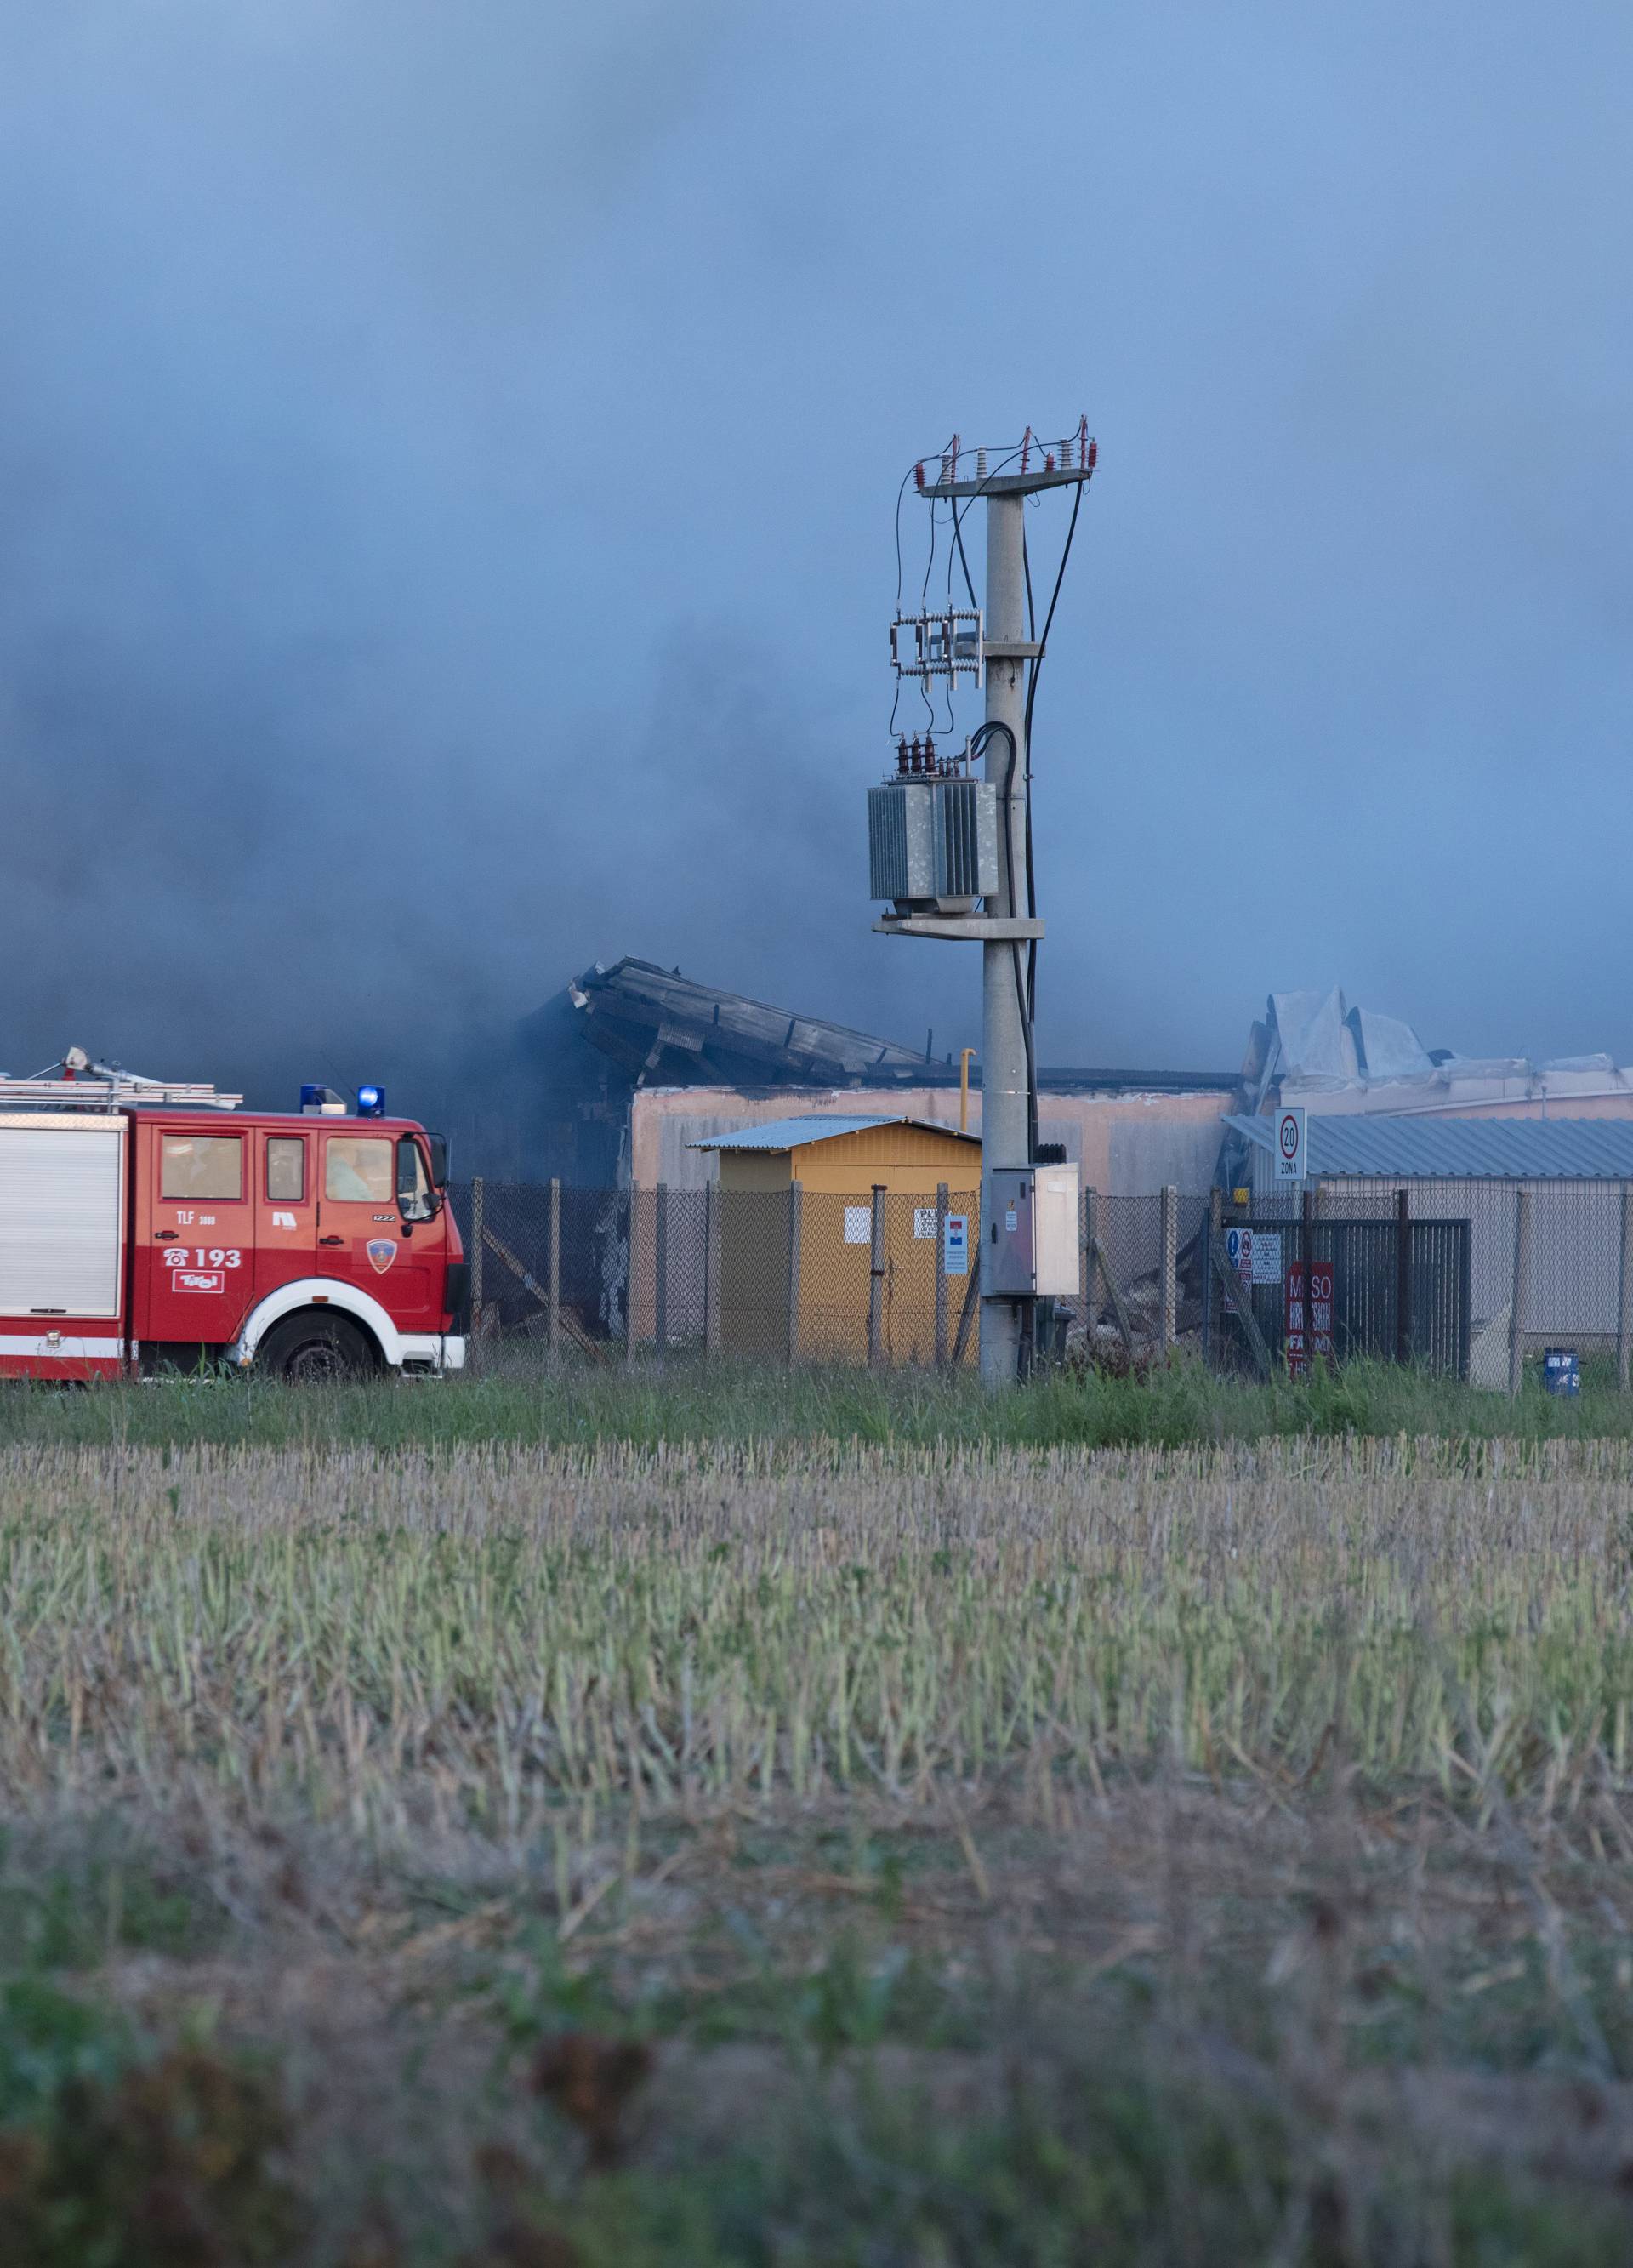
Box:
[426,1134,448,1189]
[396,1136,441,1224]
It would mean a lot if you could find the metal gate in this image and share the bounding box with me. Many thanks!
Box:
[1210,1216,1471,1381]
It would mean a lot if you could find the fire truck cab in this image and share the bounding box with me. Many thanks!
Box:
[0,1057,468,1382]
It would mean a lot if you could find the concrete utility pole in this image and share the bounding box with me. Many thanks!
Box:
[909,445,1093,1385]
[979,489,1031,1383]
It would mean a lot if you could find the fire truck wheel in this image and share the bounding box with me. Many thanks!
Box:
[256,1312,378,1384]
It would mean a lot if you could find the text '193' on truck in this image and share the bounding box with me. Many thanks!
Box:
[0,1051,469,1382]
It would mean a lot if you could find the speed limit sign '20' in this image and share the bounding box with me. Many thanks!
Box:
[1275,1107,1306,1183]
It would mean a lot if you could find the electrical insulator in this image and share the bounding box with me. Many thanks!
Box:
[913,462,925,491]
[1044,452,1055,472]
[908,735,922,775]
[923,733,936,774]
[1059,440,1073,467]
[896,736,909,777]
[976,447,987,480]
[948,434,959,482]
[1078,415,1089,468]
[1021,425,1031,473]
[1087,438,1097,470]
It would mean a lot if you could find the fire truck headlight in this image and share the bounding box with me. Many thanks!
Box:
[356,1084,385,1118]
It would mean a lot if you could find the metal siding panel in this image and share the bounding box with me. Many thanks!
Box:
[0,1125,124,1317]
[1225,1112,1633,1182]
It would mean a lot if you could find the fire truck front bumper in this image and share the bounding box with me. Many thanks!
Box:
[401,1333,466,1375]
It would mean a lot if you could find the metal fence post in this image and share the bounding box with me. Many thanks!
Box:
[1083,1185,1096,1331]
[934,1181,949,1367]
[655,1183,669,1353]
[704,1180,720,1357]
[1160,1184,1177,1353]
[1395,1187,1412,1367]
[786,1180,803,1366]
[1620,1184,1633,1392]
[868,1183,886,1370]
[548,1177,560,1361]
[1508,1187,1531,1398]
[625,1184,640,1363]
[1202,1188,1221,1367]
[470,1176,485,1342]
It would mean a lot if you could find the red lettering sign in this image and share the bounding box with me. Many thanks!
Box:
[1285,1262,1308,1378]
[1287,1258,1337,1376]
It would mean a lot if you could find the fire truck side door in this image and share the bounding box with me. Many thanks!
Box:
[254,1131,317,1306]
[319,1131,407,1308]
[317,1131,441,1330]
[136,1123,255,1351]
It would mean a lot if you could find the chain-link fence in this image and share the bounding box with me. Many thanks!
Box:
[447,1175,1633,1388]
[450,1181,990,1367]
[449,1178,1213,1373]
[1215,1179,1633,1389]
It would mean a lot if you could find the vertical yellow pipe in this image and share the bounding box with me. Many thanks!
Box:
[959,1048,976,1135]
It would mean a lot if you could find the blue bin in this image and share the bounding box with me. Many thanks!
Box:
[1543,1348,1580,1397]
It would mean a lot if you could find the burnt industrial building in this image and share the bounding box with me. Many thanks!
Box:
[452,955,1238,1194]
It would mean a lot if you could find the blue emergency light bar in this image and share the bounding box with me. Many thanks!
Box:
[299,1083,350,1116]
[356,1084,385,1118]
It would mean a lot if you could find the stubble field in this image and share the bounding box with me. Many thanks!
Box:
[6,1383,1633,2261]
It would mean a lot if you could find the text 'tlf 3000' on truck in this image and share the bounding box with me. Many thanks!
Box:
[0,1056,468,1382]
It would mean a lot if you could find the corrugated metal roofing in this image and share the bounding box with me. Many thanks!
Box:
[1225,1114,1633,1181]
[689,1114,978,1154]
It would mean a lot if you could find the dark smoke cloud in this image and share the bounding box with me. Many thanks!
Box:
[4,1,1633,1136]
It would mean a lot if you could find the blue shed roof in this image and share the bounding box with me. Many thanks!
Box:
[688,1114,979,1154]
[1225,1114,1633,1181]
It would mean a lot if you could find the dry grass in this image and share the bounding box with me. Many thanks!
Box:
[5,1433,1633,2261]
[5,1432,1633,1824]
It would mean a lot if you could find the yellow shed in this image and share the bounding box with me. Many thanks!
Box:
[689,1114,982,1364]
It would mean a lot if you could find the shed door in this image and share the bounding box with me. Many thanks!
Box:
[0,1120,126,1319]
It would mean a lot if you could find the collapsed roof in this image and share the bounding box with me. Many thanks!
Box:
[561,957,1234,1096]
[1243,986,1633,1116]
[565,959,939,1087]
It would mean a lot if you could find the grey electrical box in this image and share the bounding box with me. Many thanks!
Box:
[868,777,999,915]
[987,1164,1081,1297]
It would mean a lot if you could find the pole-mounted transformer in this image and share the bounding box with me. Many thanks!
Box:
[868,425,1096,1385]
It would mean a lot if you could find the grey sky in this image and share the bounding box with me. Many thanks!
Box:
[3,0,1630,1106]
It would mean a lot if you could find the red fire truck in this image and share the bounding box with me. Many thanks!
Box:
[0,1054,468,1382]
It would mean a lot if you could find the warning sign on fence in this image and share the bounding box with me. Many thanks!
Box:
[1226,1226,1283,1289]
[1285,1258,1336,1378]
[942,1214,969,1276]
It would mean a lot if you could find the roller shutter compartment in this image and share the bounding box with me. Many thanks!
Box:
[0,1119,125,1318]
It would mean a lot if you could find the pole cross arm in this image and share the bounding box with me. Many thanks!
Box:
[923,465,1095,499]
[873,915,1044,942]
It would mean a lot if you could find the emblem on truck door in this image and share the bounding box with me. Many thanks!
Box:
[366,1239,397,1274]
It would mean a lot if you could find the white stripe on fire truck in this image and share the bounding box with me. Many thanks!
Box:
[0,1336,123,1361]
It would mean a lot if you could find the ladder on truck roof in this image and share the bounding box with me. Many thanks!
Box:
[0,1050,242,1110]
